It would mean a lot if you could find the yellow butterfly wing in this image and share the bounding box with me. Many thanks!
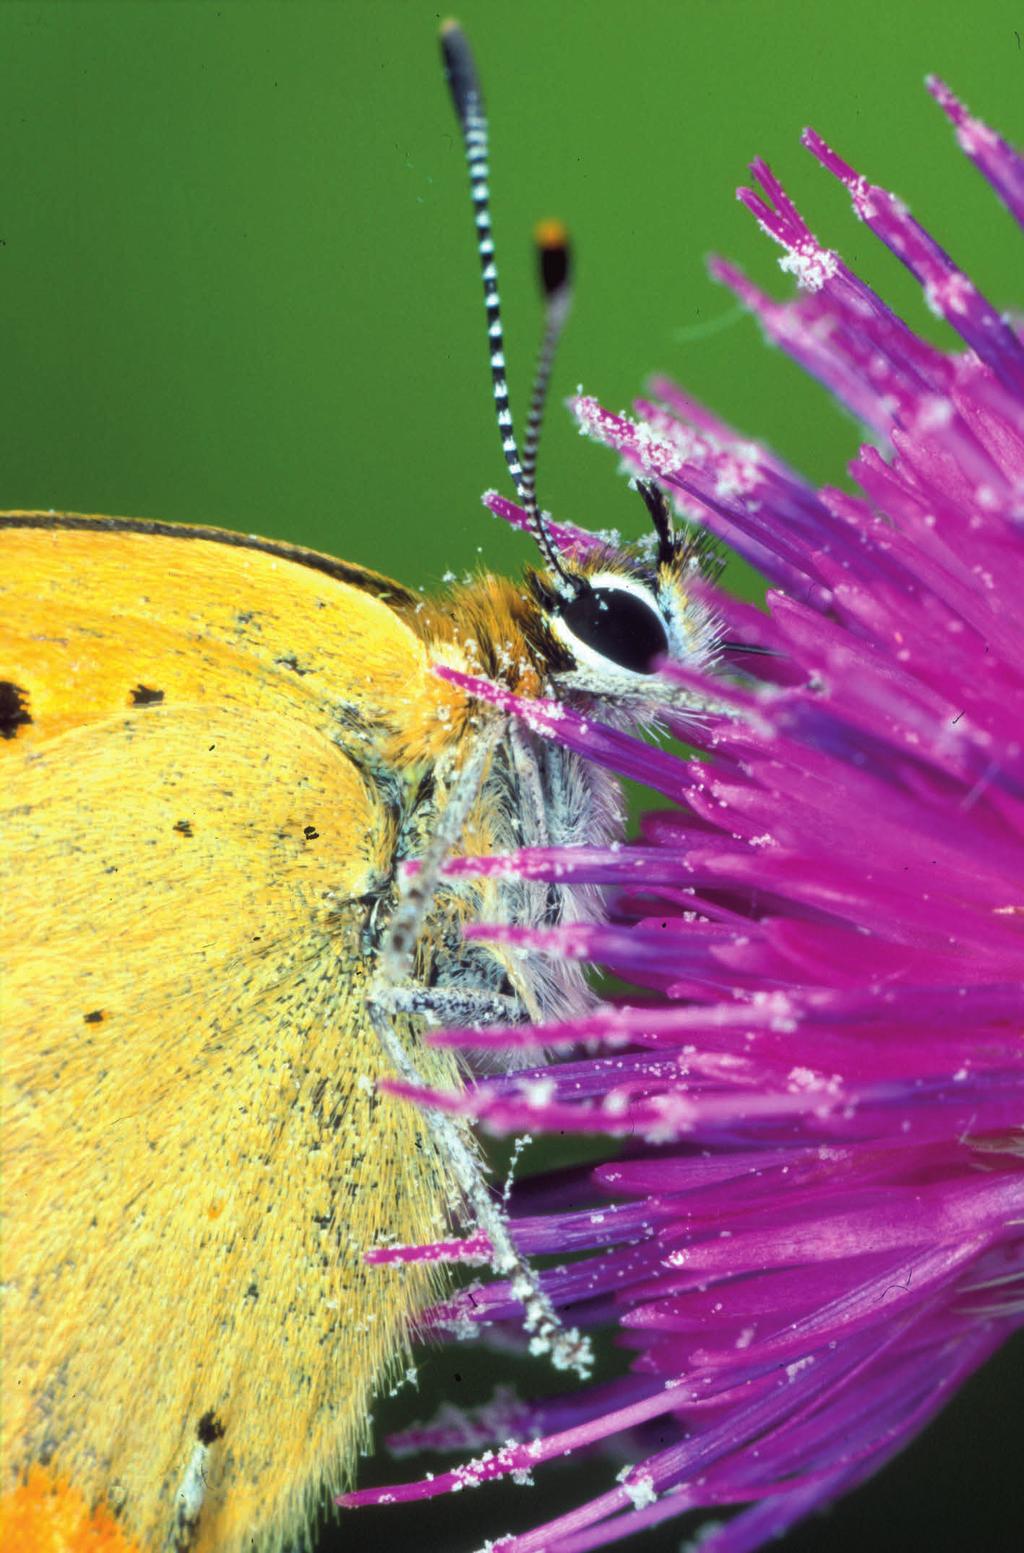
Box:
[0,515,463,1553]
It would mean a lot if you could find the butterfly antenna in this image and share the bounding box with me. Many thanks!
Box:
[519,221,575,583]
[440,21,576,596]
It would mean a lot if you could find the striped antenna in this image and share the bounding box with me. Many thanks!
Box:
[519,221,572,534]
[440,21,575,593]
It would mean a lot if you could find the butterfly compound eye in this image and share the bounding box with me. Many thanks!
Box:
[557,585,669,674]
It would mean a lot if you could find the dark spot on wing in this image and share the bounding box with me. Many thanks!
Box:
[196,1411,226,1445]
[173,820,194,838]
[244,1282,259,1301]
[275,654,312,676]
[83,1009,106,1025]
[303,824,319,841]
[130,685,164,707]
[0,681,32,739]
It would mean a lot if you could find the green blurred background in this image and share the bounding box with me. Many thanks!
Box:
[1,2,1021,1550]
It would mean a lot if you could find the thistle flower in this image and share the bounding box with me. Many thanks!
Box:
[342,81,1024,1552]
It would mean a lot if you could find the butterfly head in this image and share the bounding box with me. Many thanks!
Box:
[524,480,719,709]
[441,22,718,713]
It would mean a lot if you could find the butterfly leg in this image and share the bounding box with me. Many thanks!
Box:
[365,995,590,1378]
[369,715,591,1378]
[374,984,527,1026]
[381,715,505,986]
[509,719,551,846]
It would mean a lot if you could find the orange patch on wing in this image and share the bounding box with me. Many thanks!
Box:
[0,1465,141,1553]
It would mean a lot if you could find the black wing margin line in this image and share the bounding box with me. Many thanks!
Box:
[0,511,418,608]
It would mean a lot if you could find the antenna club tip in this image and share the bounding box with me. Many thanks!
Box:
[535,221,572,300]
[534,218,569,251]
[440,18,480,115]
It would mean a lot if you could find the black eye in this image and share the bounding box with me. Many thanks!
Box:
[557,585,669,674]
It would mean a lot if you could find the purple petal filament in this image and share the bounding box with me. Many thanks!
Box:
[342,85,1024,1552]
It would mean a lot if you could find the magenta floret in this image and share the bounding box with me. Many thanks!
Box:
[342,84,1024,1553]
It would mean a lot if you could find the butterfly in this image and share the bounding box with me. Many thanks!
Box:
[0,22,715,1553]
